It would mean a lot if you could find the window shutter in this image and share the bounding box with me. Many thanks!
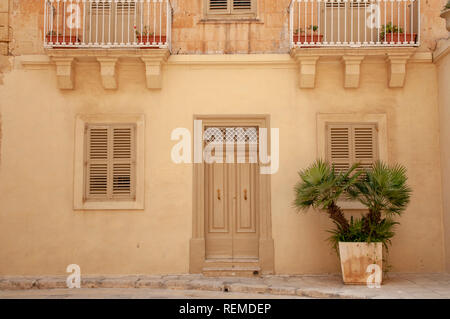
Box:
[353,124,377,171]
[91,1,112,13]
[85,124,136,201]
[116,1,136,14]
[232,0,252,12]
[112,126,135,198]
[208,0,230,14]
[327,124,351,172]
[326,123,378,173]
[86,126,109,198]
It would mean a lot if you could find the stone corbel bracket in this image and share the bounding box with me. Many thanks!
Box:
[97,57,118,90]
[342,55,365,88]
[290,51,319,88]
[386,53,412,88]
[52,57,75,90]
[140,50,170,89]
[46,48,170,90]
[291,47,420,89]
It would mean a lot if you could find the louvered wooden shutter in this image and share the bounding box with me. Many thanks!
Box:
[232,0,252,12]
[327,123,378,172]
[208,0,230,13]
[85,124,136,201]
[353,124,378,171]
[207,0,254,15]
[112,126,135,198]
[327,124,351,173]
[87,126,109,198]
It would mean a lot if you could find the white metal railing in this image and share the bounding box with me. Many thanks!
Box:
[289,0,420,48]
[44,0,172,50]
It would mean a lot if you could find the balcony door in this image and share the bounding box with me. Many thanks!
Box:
[86,1,140,45]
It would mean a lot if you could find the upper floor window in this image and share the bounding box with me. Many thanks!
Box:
[206,0,256,18]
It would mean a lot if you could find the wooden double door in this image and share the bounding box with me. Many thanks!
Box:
[204,162,259,260]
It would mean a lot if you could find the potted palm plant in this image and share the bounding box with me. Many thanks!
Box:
[441,1,450,32]
[380,22,417,44]
[294,160,412,285]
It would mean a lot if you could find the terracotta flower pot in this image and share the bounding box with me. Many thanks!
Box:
[46,35,80,46]
[293,34,323,46]
[384,33,417,44]
[136,35,167,47]
[440,9,450,32]
[339,242,383,285]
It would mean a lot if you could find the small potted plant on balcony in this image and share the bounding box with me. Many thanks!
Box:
[440,1,450,32]
[380,22,417,44]
[46,31,80,46]
[294,160,411,285]
[134,25,166,47]
[293,25,323,46]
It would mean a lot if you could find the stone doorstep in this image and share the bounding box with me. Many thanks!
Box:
[0,275,363,298]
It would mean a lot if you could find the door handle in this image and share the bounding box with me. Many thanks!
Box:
[243,189,247,201]
[217,189,221,200]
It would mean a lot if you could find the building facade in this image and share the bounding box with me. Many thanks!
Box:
[0,0,449,276]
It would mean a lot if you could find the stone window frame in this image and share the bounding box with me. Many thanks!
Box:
[317,113,388,210]
[74,114,145,210]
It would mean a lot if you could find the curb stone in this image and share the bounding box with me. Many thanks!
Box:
[189,280,224,291]
[0,276,364,298]
[268,286,297,296]
[228,283,269,294]
[135,279,164,289]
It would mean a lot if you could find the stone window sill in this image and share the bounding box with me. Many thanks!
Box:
[198,18,263,24]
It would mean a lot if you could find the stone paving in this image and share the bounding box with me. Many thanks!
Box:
[1,273,449,299]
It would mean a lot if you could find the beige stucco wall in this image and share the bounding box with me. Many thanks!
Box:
[436,39,450,272]
[0,54,445,275]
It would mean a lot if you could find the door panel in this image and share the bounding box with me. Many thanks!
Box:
[205,163,232,259]
[233,163,259,259]
[205,161,259,260]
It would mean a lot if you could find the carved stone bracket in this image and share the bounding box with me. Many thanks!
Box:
[386,53,412,88]
[46,48,170,90]
[291,47,418,89]
[52,57,75,90]
[342,55,365,88]
[97,57,118,90]
[140,50,170,89]
[290,51,319,88]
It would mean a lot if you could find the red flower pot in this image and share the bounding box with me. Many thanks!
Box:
[46,35,80,46]
[384,33,417,44]
[136,35,167,47]
[293,34,323,47]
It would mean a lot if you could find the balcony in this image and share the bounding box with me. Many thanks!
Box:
[43,0,172,50]
[289,0,420,48]
[288,0,424,89]
[41,0,172,90]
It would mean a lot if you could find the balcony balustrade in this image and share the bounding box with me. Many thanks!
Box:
[44,0,172,50]
[289,0,420,48]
